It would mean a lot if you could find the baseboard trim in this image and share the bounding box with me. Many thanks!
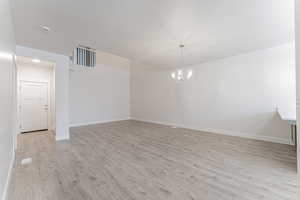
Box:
[69,118,130,128]
[197,127,290,145]
[55,135,70,141]
[2,150,15,200]
[130,118,291,145]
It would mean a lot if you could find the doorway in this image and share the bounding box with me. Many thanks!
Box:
[17,56,55,134]
[20,81,48,132]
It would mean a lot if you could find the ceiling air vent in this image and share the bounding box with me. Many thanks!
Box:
[71,45,96,68]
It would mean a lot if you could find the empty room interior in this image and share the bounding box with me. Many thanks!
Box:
[1,0,300,200]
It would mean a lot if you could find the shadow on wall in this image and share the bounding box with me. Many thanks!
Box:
[259,112,290,139]
[232,111,290,140]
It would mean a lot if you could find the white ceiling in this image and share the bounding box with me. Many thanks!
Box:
[12,0,294,68]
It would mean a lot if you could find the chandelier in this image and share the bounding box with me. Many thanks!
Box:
[171,44,193,81]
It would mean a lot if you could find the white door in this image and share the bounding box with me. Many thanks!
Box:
[20,81,48,132]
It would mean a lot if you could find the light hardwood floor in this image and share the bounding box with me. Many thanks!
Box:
[7,120,299,200]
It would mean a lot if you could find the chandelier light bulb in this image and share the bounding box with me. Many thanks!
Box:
[171,72,176,79]
[187,70,193,79]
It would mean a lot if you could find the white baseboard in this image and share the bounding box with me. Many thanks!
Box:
[55,135,70,141]
[130,118,290,145]
[196,127,290,145]
[69,118,130,128]
[2,150,15,200]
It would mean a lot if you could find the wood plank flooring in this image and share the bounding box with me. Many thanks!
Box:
[7,120,299,200]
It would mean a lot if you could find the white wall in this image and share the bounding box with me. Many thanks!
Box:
[131,43,295,144]
[69,51,130,126]
[295,0,300,173]
[17,63,55,131]
[16,46,69,141]
[0,0,15,199]
[50,68,56,131]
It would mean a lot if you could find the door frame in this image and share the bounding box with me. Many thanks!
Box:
[18,80,51,133]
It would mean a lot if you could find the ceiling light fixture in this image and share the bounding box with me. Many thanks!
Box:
[171,44,193,81]
[32,58,41,63]
[41,25,51,32]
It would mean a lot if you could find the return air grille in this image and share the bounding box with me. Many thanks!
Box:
[72,46,96,68]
